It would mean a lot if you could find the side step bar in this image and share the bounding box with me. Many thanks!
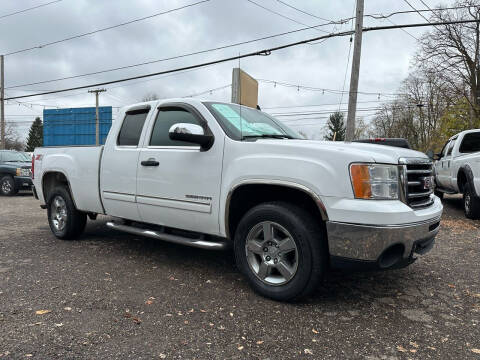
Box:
[106,221,227,250]
[434,187,456,194]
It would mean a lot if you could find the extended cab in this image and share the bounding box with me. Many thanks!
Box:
[0,150,33,196]
[32,99,443,300]
[433,129,480,219]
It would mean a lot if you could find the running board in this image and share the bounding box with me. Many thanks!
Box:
[106,221,227,250]
[435,187,456,194]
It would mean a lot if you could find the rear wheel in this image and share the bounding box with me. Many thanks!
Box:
[234,202,326,301]
[463,183,480,220]
[0,175,18,196]
[47,186,87,239]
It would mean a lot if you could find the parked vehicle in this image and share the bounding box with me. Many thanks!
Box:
[432,129,480,219]
[353,138,412,149]
[32,99,443,301]
[0,150,33,196]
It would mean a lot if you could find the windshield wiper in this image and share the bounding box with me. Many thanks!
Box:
[242,134,294,140]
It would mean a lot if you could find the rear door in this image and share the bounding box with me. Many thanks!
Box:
[136,103,224,235]
[100,106,151,221]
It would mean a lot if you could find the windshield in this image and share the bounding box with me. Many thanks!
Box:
[204,102,302,140]
[2,151,30,162]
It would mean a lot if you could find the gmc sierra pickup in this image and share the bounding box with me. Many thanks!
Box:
[32,99,443,301]
[433,129,480,219]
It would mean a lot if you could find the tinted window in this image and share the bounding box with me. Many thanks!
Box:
[149,107,201,146]
[117,111,148,146]
[459,132,480,153]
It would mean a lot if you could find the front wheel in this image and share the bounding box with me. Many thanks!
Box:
[234,202,326,301]
[47,186,87,239]
[463,183,480,220]
[0,175,18,196]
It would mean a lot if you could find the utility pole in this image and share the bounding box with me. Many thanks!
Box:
[345,0,364,142]
[1,55,5,150]
[88,88,106,145]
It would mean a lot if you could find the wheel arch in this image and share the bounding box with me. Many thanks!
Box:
[225,180,328,240]
[457,165,476,195]
[42,171,78,208]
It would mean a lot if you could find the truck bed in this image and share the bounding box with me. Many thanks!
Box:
[34,146,104,214]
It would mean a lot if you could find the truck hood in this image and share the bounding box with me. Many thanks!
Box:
[255,139,429,163]
[0,161,31,169]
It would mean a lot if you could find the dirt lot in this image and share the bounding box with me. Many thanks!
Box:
[0,193,479,359]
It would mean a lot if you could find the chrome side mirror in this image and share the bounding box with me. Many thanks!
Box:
[169,123,205,136]
[168,123,213,150]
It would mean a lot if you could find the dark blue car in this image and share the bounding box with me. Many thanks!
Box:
[0,150,33,196]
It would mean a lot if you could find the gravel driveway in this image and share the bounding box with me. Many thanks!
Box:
[0,194,479,359]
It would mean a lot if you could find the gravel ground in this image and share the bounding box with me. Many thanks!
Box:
[0,193,479,359]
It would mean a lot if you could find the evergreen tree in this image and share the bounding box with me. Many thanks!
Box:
[25,117,43,152]
[324,111,346,141]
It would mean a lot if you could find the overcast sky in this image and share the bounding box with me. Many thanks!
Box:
[0,0,454,139]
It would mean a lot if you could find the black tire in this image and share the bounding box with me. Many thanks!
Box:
[0,175,18,196]
[463,183,480,220]
[47,186,87,240]
[234,202,326,301]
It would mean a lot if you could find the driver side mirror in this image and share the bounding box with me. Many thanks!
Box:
[169,123,213,150]
[426,149,441,160]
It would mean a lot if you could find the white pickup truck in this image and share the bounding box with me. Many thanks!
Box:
[433,129,480,219]
[32,98,443,300]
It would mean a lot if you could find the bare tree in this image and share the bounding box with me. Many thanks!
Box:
[141,92,160,102]
[416,0,480,125]
[4,123,24,150]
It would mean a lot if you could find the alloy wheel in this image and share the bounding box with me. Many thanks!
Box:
[245,221,298,286]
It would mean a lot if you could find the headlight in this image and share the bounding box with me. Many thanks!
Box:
[16,168,31,177]
[350,163,399,199]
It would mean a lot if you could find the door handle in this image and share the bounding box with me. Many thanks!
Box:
[141,159,159,167]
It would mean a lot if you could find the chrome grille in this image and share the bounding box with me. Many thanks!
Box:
[400,158,434,209]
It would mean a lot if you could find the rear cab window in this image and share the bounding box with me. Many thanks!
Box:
[117,109,150,146]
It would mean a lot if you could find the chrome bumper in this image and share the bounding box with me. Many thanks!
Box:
[326,216,441,262]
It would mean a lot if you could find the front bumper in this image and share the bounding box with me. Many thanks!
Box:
[14,176,33,190]
[327,216,441,270]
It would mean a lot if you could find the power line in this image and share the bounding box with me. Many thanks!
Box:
[7,5,475,90]
[6,22,341,90]
[184,84,231,98]
[245,0,329,33]
[385,17,419,40]
[4,0,211,56]
[0,0,62,20]
[276,0,332,22]
[402,0,433,24]
[365,4,476,19]
[258,79,401,96]
[5,18,480,101]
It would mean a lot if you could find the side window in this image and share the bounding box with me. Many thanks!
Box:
[446,139,456,156]
[149,107,202,147]
[117,111,149,146]
[459,133,480,153]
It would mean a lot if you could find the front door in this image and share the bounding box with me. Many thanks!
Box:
[136,104,224,235]
[435,139,455,190]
